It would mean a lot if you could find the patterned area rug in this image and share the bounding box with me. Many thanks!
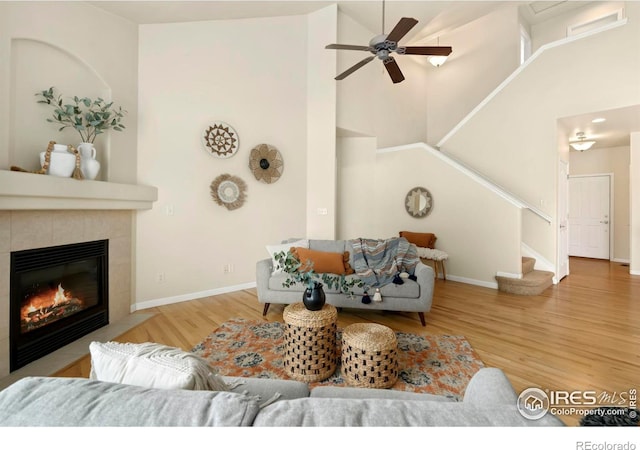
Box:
[192,318,484,400]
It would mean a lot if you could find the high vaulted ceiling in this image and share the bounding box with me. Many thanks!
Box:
[90,1,588,43]
[92,1,637,148]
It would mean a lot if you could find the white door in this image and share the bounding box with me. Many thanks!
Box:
[568,175,610,259]
[557,161,569,280]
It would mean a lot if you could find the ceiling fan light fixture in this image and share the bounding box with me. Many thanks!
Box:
[324,1,452,83]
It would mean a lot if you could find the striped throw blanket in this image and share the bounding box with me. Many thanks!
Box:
[349,237,419,288]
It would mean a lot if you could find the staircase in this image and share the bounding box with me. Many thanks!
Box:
[495,257,554,295]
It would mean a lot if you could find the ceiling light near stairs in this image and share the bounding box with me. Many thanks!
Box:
[569,132,596,151]
[428,55,448,67]
[428,36,449,67]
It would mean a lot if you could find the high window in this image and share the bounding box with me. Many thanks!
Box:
[520,25,532,65]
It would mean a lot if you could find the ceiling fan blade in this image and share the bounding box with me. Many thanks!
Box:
[385,17,418,44]
[398,46,452,56]
[326,44,372,52]
[383,57,405,84]
[335,56,375,80]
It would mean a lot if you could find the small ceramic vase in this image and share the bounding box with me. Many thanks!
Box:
[78,142,100,180]
[40,144,75,177]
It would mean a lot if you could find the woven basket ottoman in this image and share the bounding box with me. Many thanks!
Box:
[341,323,398,388]
[282,303,338,382]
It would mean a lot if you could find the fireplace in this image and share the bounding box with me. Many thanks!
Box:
[10,239,109,371]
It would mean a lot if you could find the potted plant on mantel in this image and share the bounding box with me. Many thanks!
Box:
[35,86,127,180]
[274,250,365,311]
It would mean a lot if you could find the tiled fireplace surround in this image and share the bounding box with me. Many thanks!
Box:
[0,210,134,377]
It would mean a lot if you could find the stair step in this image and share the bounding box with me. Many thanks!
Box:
[495,270,554,296]
[522,257,536,275]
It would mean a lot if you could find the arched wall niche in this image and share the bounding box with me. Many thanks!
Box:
[9,38,111,178]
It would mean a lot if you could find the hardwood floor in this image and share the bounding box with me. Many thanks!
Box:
[54,257,640,426]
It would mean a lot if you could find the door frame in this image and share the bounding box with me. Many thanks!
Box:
[568,173,614,261]
[557,160,569,281]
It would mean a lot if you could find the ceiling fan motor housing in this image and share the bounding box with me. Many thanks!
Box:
[369,34,399,59]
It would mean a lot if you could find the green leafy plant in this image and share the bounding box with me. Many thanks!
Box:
[36,86,127,143]
[274,250,365,296]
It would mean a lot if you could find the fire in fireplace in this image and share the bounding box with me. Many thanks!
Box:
[21,281,88,333]
[10,240,109,371]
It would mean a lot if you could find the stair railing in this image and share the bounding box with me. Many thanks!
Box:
[378,142,552,223]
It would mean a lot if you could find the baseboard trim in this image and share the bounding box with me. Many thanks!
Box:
[630,270,640,276]
[496,271,522,279]
[132,282,257,312]
[612,258,630,264]
[521,242,555,273]
[445,274,498,289]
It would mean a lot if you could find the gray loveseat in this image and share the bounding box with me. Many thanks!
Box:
[256,239,435,326]
[0,368,564,426]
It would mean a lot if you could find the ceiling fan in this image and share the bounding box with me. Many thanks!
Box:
[325,3,452,84]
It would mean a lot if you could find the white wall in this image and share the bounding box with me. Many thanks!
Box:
[0,1,138,183]
[570,146,630,261]
[426,6,521,145]
[136,15,309,306]
[336,135,378,240]
[338,144,523,286]
[531,1,626,51]
[306,5,338,239]
[335,11,428,148]
[441,6,640,266]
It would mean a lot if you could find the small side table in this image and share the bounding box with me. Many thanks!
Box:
[419,248,449,280]
[341,323,398,389]
[282,303,338,382]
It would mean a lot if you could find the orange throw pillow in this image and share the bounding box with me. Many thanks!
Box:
[399,231,437,249]
[290,247,354,275]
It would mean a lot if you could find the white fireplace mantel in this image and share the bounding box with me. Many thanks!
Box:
[0,170,157,210]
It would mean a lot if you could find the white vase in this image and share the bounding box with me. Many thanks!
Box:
[39,144,75,177]
[82,158,101,180]
[77,142,96,160]
[78,142,100,180]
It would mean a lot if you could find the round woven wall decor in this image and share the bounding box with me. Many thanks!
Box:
[210,174,247,210]
[405,187,433,218]
[203,122,239,158]
[249,143,283,184]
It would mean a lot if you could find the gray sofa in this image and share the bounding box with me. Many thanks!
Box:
[0,368,564,426]
[256,239,435,326]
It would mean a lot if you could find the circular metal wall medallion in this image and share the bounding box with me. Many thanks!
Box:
[203,122,239,158]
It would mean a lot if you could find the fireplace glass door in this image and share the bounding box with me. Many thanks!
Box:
[10,240,108,371]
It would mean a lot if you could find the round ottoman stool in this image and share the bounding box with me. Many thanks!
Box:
[341,323,398,388]
[283,303,338,382]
